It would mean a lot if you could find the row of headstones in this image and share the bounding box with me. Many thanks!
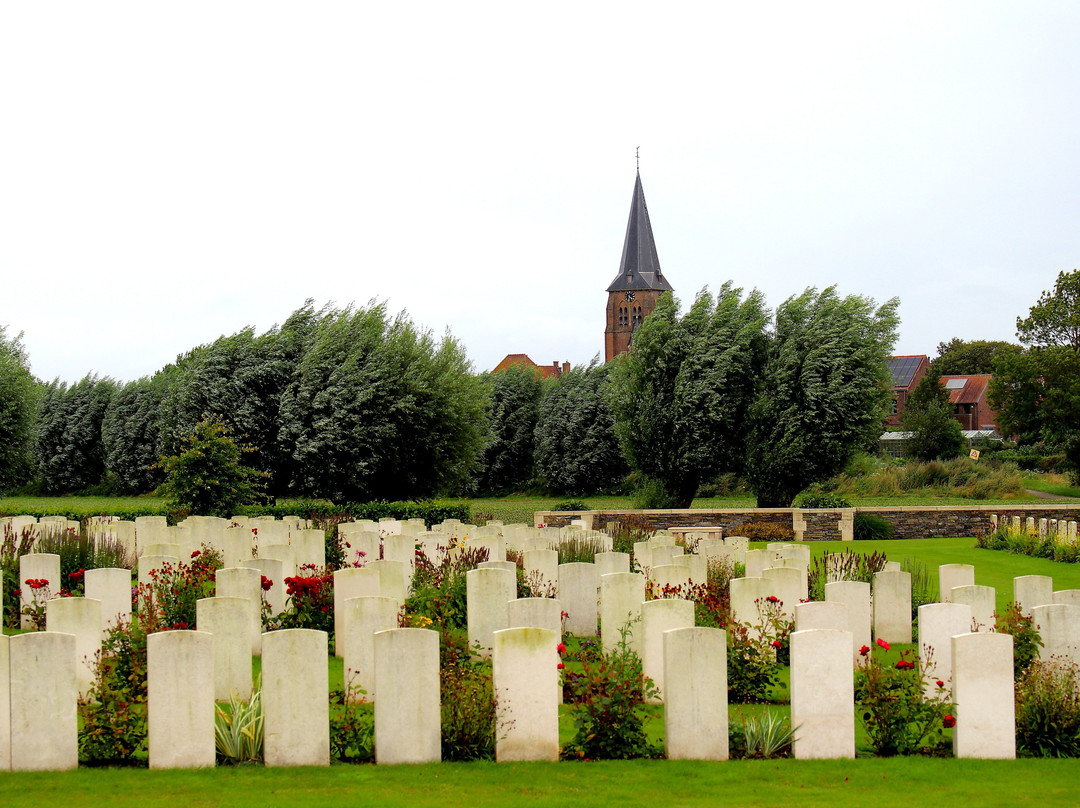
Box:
[938,564,1080,662]
[992,513,1079,541]
[0,623,1018,770]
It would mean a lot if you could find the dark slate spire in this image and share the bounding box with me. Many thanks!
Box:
[606,171,674,293]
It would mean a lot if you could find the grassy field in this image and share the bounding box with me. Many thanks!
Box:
[2,758,1078,808]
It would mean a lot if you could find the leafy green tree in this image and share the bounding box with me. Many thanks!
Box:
[609,285,769,508]
[931,338,1015,375]
[534,360,626,495]
[1015,269,1080,350]
[102,373,175,494]
[158,414,267,518]
[473,365,543,495]
[990,271,1080,479]
[158,306,317,496]
[0,326,40,492]
[34,374,118,494]
[277,303,487,501]
[745,287,899,507]
[900,364,965,461]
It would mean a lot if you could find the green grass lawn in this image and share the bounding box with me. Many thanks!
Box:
[794,538,1080,613]
[3,758,1078,808]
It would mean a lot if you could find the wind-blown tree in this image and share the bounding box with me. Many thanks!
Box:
[900,364,965,461]
[609,285,770,508]
[534,360,626,495]
[931,338,1015,375]
[102,372,176,494]
[0,326,40,492]
[990,269,1080,480]
[474,365,543,495]
[34,373,118,494]
[746,287,899,507]
[277,303,487,501]
[158,303,320,496]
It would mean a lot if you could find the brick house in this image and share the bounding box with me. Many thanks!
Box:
[940,374,1002,432]
[884,355,929,428]
[492,354,570,379]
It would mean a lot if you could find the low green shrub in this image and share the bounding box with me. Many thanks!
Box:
[557,536,609,564]
[329,676,374,763]
[731,521,795,543]
[994,602,1043,679]
[562,625,660,760]
[440,634,497,761]
[855,640,954,756]
[792,489,852,509]
[552,499,588,512]
[853,513,895,541]
[1015,659,1080,757]
[78,621,149,766]
[734,711,797,759]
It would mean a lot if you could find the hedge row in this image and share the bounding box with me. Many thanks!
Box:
[1,500,472,529]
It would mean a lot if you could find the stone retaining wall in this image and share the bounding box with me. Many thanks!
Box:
[536,504,1080,541]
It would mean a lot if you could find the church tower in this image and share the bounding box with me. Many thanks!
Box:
[604,170,674,361]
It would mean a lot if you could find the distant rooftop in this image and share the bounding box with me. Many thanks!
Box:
[886,355,927,388]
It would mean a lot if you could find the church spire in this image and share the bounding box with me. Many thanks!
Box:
[606,170,673,293]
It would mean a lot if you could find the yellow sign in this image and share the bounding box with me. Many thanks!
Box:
[970,449,980,460]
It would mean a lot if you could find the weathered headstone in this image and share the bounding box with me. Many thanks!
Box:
[952,632,1015,759]
[263,629,330,766]
[663,626,728,761]
[791,628,855,759]
[493,627,560,762]
[374,628,440,764]
[147,630,214,769]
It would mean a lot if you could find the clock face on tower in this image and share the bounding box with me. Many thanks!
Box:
[624,290,636,302]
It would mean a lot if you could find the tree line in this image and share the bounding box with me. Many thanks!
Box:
[2,272,1076,507]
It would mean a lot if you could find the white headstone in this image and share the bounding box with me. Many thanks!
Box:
[873,570,912,644]
[493,627,560,762]
[599,572,645,656]
[917,602,972,699]
[558,563,599,638]
[374,628,440,764]
[1031,603,1080,663]
[641,598,694,703]
[333,567,382,655]
[9,632,77,771]
[262,628,330,766]
[952,632,1015,759]
[950,585,996,631]
[663,626,728,761]
[825,580,871,663]
[1013,575,1054,616]
[84,567,132,632]
[45,596,102,697]
[340,596,400,701]
[791,629,855,759]
[147,630,215,769]
[196,596,252,701]
[19,553,60,629]
[466,567,516,658]
[939,564,975,603]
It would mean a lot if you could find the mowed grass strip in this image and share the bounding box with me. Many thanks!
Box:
[792,538,1080,613]
[3,758,1079,808]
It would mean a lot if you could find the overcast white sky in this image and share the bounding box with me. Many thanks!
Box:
[3,2,1079,384]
